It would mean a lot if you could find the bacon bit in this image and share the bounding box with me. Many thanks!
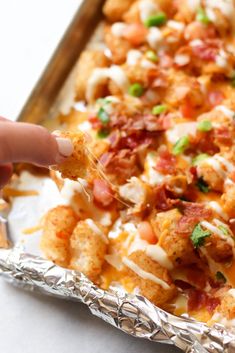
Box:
[123,24,148,46]
[93,179,114,207]
[185,22,216,42]
[213,126,233,146]
[186,268,207,289]
[190,131,219,154]
[206,297,220,313]
[180,201,212,218]
[159,53,173,69]
[176,201,212,234]
[156,150,176,174]
[188,289,207,311]
[138,221,157,244]
[88,115,102,129]
[103,149,139,182]
[180,99,195,119]
[174,280,193,290]
[108,130,120,148]
[207,90,224,107]
[154,185,174,211]
[191,39,220,61]
[189,166,197,179]
[188,289,220,313]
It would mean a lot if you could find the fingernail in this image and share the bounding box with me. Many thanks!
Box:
[55,137,74,160]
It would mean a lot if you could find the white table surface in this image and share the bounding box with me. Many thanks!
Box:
[0,1,181,352]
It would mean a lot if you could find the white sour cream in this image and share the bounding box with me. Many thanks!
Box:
[147,27,163,50]
[139,0,159,22]
[111,22,127,37]
[123,257,170,289]
[126,50,142,66]
[146,245,173,270]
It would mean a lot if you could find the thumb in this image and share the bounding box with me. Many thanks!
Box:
[0,121,73,167]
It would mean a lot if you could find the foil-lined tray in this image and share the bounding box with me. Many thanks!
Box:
[1,0,235,351]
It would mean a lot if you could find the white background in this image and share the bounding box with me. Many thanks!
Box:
[0,1,180,352]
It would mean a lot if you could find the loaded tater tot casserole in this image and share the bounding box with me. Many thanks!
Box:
[40,0,235,327]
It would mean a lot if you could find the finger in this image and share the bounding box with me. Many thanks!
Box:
[0,122,73,167]
[0,164,13,189]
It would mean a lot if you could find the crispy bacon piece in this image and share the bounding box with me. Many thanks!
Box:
[101,149,139,183]
[110,114,170,133]
[93,179,114,207]
[176,201,212,235]
[191,39,220,61]
[88,115,102,129]
[155,150,176,175]
[188,289,220,313]
[154,185,175,211]
[180,99,195,119]
[186,268,207,289]
[189,131,219,155]
[213,126,233,146]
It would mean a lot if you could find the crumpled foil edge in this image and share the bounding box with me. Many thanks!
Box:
[0,224,235,352]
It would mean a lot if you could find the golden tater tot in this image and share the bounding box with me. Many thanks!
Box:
[75,50,109,100]
[124,250,177,307]
[103,0,135,22]
[52,131,90,181]
[41,206,78,267]
[69,219,108,282]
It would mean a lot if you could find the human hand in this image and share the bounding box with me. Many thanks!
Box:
[0,118,73,188]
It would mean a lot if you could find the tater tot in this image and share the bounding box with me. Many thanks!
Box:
[52,131,90,181]
[103,0,135,22]
[216,291,235,320]
[124,250,177,307]
[41,206,78,267]
[152,209,198,266]
[104,28,131,64]
[75,50,109,100]
[70,220,108,282]
[222,185,235,218]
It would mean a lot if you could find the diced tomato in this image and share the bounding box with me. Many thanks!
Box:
[93,179,114,207]
[207,90,224,107]
[180,99,195,119]
[138,221,157,244]
[156,150,176,174]
[88,115,102,129]
[123,24,148,46]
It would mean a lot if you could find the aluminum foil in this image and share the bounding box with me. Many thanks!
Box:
[0,218,235,353]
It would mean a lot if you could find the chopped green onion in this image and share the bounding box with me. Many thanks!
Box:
[197,120,213,132]
[144,12,167,28]
[196,7,210,25]
[146,50,158,62]
[192,153,209,166]
[97,107,110,125]
[196,177,209,193]
[218,225,229,235]
[191,223,211,248]
[97,129,110,139]
[128,83,144,97]
[216,271,227,283]
[172,136,189,155]
[152,104,167,115]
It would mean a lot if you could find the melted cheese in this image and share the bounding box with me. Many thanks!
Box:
[201,220,234,247]
[186,0,201,12]
[146,245,173,270]
[228,288,235,298]
[122,257,170,289]
[167,20,185,32]
[208,201,228,220]
[205,0,235,19]
[141,153,165,186]
[174,54,190,66]
[104,254,123,271]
